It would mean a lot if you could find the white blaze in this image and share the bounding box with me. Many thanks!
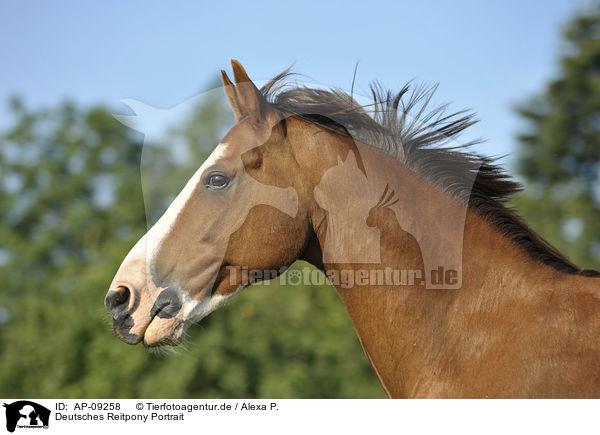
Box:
[117,143,229,271]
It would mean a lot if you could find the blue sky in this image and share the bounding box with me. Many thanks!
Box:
[0,1,592,169]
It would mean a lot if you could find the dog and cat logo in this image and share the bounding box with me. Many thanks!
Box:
[2,401,50,432]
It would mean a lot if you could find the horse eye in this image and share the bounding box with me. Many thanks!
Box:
[205,173,230,189]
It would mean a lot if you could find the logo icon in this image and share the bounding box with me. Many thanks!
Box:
[2,401,50,433]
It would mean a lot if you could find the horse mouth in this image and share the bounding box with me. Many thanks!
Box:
[111,310,186,348]
[141,313,187,348]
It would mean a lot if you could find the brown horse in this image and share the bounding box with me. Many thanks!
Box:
[105,60,600,398]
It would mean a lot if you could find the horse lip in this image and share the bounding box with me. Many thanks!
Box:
[150,287,183,320]
[112,310,150,346]
[113,315,143,345]
[117,295,180,347]
[138,316,185,349]
[138,308,187,349]
[139,311,160,345]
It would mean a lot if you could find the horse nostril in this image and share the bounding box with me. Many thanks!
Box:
[105,285,131,316]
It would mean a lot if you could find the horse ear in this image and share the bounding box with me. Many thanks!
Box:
[221,70,244,121]
[230,59,270,122]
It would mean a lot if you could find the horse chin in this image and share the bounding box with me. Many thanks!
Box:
[142,315,186,348]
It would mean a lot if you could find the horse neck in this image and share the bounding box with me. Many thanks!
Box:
[291,127,590,397]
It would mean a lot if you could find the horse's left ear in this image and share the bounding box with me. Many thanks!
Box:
[221,69,243,121]
[221,59,270,123]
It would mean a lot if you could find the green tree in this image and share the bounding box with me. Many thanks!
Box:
[513,6,600,271]
[0,84,383,398]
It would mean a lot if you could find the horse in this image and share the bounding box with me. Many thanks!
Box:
[105,60,600,398]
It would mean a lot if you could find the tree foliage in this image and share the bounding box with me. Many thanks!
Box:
[513,6,600,270]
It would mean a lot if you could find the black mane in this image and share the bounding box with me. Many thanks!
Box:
[260,71,599,277]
